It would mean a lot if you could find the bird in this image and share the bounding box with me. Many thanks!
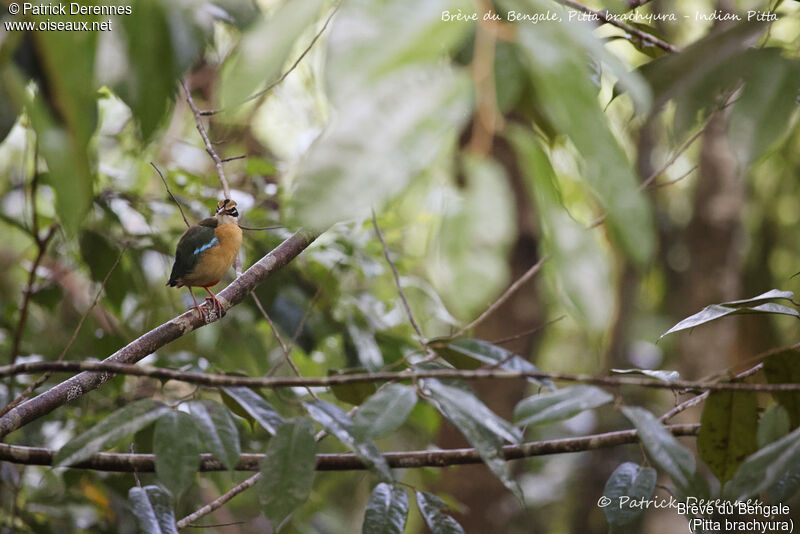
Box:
[167,199,242,319]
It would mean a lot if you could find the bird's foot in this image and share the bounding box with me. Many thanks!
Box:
[204,296,226,319]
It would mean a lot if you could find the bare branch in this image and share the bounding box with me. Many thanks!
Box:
[0,232,317,439]
[371,211,425,341]
[0,359,792,393]
[454,256,547,337]
[177,475,260,528]
[0,424,699,472]
[151,162,190,228]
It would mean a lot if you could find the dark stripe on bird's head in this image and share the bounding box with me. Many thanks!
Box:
[216,198,239,218]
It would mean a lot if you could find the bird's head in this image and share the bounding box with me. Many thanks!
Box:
[215,198,239,224]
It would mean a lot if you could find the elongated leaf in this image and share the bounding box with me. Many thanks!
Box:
[513,386,613,427]
[507,125,614,334]
[610,369,680,383]
[758,405,791,449]
[55,399,170,467]
[660,302,799,339]
[258,418,317,526]
[290,65,472,231]
[154,411,201,499]
[186,400,241,470]
[722,289,795,306]
[621,406,698,496]
[508,0,655,267]
[602,463,657,526]
[763,350,800,429]
[303,400,392,481]
[221,386,284,435]
[433,338,554,390]
[424,379,521,499]
[697,391,758,484]
[416,491,465,534]
[353,384,417,440]
[220,0,323,109]
[330,367,378,405]
[128,485,178,534]
[725,425,800,501]
[362,483,409,534]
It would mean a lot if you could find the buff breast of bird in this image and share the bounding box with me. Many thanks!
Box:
[166,198,243,317]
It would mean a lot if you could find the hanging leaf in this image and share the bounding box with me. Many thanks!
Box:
[362,483,409,534]
[303,400,392,481]
[186,400,241,470]
[610,369,680,383]
[621,406,703,497]
[55,399,170,467]
[697,391,758,484]
[128,485,178,534]
[763,349,800,429]
[258,418,317,527]
[758,405,791,449]
[153,411,201,499]
[221,386,285,435]
[424,379,522,499]
[432,337,554,390]
[513,386,613,427]
[330,368,378,405]
[724,425,800,501]
[416,491,465,534]
[601,463,657,526]
[352,384,418,440]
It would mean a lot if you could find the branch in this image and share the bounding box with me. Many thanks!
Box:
[0,232,317,439]
[554,0,680,54]
[151,162,190,228]
[0,424,699,472]
[0,361,794,393]
[180,80,231,199]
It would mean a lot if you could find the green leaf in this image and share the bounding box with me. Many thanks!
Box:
[508,0,655,267]
[55,399,169,467]
[220,0,323,109]
[221,386,284,435]
[153,411,201,499]
[602,463,657,526]
[303,400,392,481]
[362,483,409,534]
[326,0,473,102]
[424,379,522,499]
[258,418,317,526]
[329,368,378,405]
[507,125,614,333]
[415,491,465,534]
[186,400,241,470]
[353,384,417,440]
[118,0,180,140]
[660,299,799,339]
[621,406,699,496]
[697,391,758,484]
[128,485,178,534]
[610,369,681,383]
[763,350,800,429]
[290,65,472,231]
[758,405,791,449]
[513,386,613,427]
[724,425,800,501]
[427,155,515,319]
[433,338,554,390]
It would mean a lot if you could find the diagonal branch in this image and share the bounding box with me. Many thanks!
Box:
[0,424,699,472]
[0,232,317,439]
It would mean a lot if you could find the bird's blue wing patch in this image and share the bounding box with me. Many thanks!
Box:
[193,236,219,255]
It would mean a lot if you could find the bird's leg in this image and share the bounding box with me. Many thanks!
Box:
[187,287,205,317]
[202,286,226,318]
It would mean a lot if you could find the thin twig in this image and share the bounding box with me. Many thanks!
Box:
[0,246,127,418]
[200,5,339,116]
[180,80,231,199]
[10,224,58,366]
[176,475,260,528]
[488,316,565,346]
[554,0,680,54]
[238,225,283,231]
[371,211,425,341]
[0,361,794,393]
[151,162,190,228]
[640,122,709,189]
[649,165,698,190]
[454,256,548,337]
[0,424,700,472]
[220,155,247,163]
